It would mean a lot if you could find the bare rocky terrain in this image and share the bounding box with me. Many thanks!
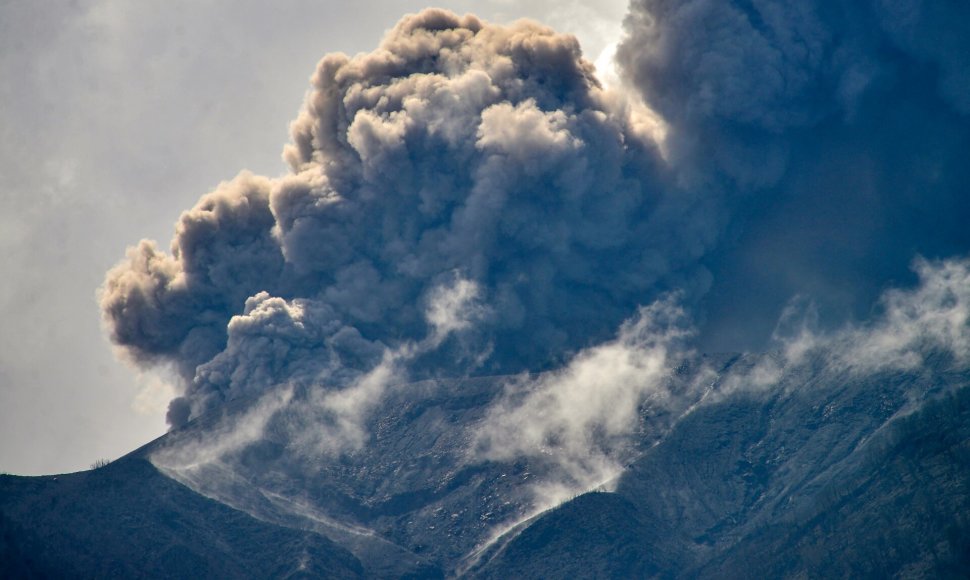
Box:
[3,352,969,578]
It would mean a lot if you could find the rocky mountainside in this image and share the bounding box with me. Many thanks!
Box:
[3,351,969,578]
[0,456,362,578]
[478,353,970,577]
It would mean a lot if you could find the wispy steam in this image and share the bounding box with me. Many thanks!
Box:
[776,257,970,374]
[709,256,970,407]
[473,296,694,499]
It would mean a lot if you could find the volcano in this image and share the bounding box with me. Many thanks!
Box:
[4,351,969,578]
[6,3,970,578]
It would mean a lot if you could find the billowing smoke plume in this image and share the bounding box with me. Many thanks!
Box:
[91,5,970,572]
[101,3,970,515]
[619,0,970,182]
[101,10,720,426]
[616,0,970,349]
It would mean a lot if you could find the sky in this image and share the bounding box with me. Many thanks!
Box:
[0,0,625,475]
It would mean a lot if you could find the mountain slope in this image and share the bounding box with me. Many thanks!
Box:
[0,456,364,579]
[697,381,970,578]
[473,354,970,578]
[3,352,970,578]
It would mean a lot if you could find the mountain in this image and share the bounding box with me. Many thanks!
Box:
[478,353,970,578]
[0,455,363,579]
[0,455,362,578]
[3,352,969,578]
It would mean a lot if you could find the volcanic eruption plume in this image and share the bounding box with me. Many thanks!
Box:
[100,9,718,429]
[98,3,970,551]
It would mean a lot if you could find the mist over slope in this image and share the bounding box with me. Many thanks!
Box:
[4,333,969,577]
[477,359,970,578]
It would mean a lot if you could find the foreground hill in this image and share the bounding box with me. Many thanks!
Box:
[3,352,970,578]
[0,455,363,578]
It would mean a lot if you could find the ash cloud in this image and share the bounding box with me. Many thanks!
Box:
[101,9,719,427]
[90,5,970,564]
[618,0,970,349]
[100,3,970,503]
[617,0,970,183]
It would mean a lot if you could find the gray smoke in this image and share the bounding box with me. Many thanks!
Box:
[101,3,970,439]
[93,5,970,563]
[100,9,717,427]
[618,0,970,348]
[618,0,970,181]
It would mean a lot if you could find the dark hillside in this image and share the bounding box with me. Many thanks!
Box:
[471,492,659,579]
[4,359,970,578]
[0,456,363,579]
[698,384,970,578]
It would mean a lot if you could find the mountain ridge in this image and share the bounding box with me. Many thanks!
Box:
[3,350,970,578]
